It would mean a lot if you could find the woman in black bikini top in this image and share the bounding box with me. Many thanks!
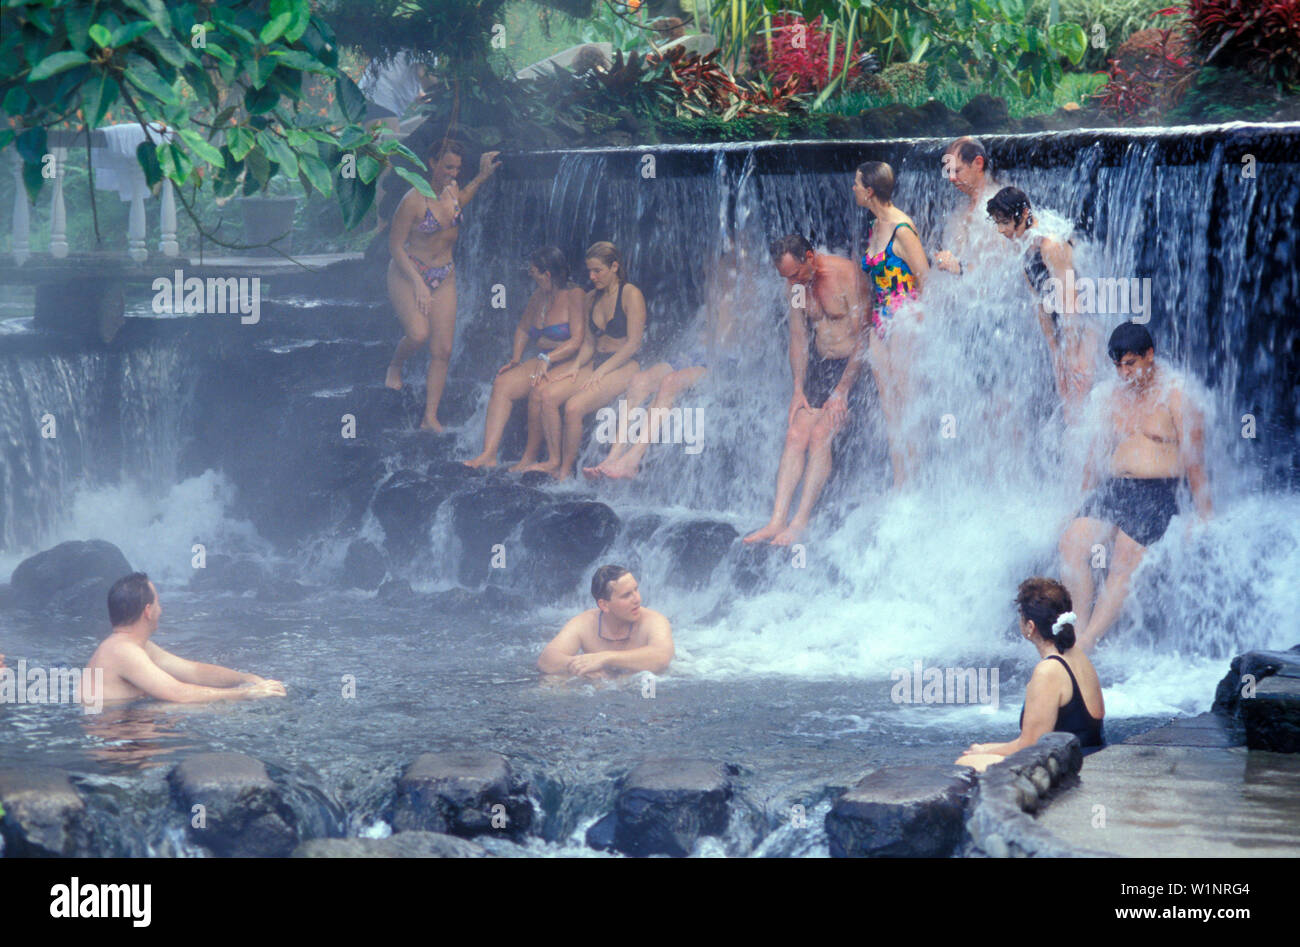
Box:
[957,577,1105,772]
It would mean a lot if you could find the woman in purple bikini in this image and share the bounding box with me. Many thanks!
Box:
[385,139,501,431]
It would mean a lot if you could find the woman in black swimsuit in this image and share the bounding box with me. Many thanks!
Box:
[957,576,1105,772]
[464,246,586,469]
[987,187,1098,424]
[523,241,646,480]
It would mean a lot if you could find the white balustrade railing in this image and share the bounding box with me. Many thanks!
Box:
[8,126,180,265]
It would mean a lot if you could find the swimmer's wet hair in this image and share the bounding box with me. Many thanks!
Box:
[428,139,466,162]
[945,136,990,172]
[585,241,629,284]
[986,186,1031,224]
[855,161,894,203]
[530,245,572,288]
[1107,322,1155,362]
[1015,577,1075,652]
[770,233,813,264]
[108,572,154,627]
[591,564,630,602]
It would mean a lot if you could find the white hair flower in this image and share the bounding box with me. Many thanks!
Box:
[1051,612,1078,635]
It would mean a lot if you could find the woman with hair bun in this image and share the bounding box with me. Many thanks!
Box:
[957,577,1105,772]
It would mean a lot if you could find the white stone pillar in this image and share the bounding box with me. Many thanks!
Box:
[127,184,147,262]
[49,146,68,258]
[159,177,178,256]
[11,148,31,265]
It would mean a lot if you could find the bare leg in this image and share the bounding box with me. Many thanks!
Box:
[525,369,586,474]
[744,409,816,543]
[556,362,640,480]
[585,363,673,479]
[772,406,843,545]
[1078,530,1145,651]
[1059,517,1112,637]
[385,259,429,389]
[465,360,537,467]
[603,366,706,479]
[420,273,457,431]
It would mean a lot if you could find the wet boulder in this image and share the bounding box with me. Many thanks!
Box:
[1212,645,1300,751]
[659,520,738,590]
[0,766,94,856]
[8,540,132,618]
[449,484,548,585]
[292,831,488,858]
[168,752,299,857]
[342,539,388,591]
[188,554,267,594]
[371,470,463,558]
[587,759,732,857]
[825,765,974,858]
[392,751,532,840]
[508,501,622,599]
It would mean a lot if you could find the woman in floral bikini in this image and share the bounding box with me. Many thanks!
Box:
[385,139,500,431]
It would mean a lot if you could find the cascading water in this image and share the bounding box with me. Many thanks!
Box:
[1,124,1298,855]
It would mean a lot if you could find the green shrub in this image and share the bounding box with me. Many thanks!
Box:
[1025,0,1173,70]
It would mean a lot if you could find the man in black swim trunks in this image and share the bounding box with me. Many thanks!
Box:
[1059,323,1212,651]
[744,235,870,546]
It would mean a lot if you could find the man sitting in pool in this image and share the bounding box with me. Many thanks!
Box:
[84,573,287,705]
[1059,323,1212,651]
[537,565,674,680]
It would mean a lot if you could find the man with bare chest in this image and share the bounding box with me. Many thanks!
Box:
[1059,323,1212,650]
[744,234,870,545]
[538,566,674,680]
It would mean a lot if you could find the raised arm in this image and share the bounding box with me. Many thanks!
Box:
[458,151,501,206]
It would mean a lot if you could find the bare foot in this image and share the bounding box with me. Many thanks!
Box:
[419,416,445,433]
[508,457,539,473]
[743,521,784,544]
[602,461,639,480]
[547,465,571,481]
[770,521,807,546]
[384,365,402,390]
[518,461,558,475]
[463,454,496,469]
[581,465,607,481]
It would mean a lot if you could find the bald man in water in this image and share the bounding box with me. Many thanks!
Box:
[85,572,286,705]
[538,565,674,680]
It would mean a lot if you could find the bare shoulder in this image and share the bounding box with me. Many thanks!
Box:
[622,282,646,306]
[1032,656,1068,681]
[641,608,673,635]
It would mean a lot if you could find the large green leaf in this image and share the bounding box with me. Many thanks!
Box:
[111,22,157,47]
[257,130,298,179]
[335,72,367,123]
[178,128,225,167]
[1049,22,1086,66]
[135,140,162,188]
[30,50,90,81]
[82,73,120,129]
[227,126,256,160]
[298,152,333,197]
[393,166,435,198]
[124,58,179,104]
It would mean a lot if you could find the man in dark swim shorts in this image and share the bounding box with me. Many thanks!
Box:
[1058,323,1213,651]
[743,235,870,546]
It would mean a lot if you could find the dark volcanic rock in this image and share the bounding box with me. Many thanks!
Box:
[509,501,622,599]
[8,540,132,618]
[392,751,532,839]
[371,470,462,557]
[825,765,973,858]
[168,752,299,857]
[1212,645,1300,751]
[292,831,488,858]
[589,759,732,857]
[449,484,548,586]
[342,539,388,591]
[659,519,738,590]
[960,94,1011,131]
[0,766,94,856]
[188,554,267,593]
